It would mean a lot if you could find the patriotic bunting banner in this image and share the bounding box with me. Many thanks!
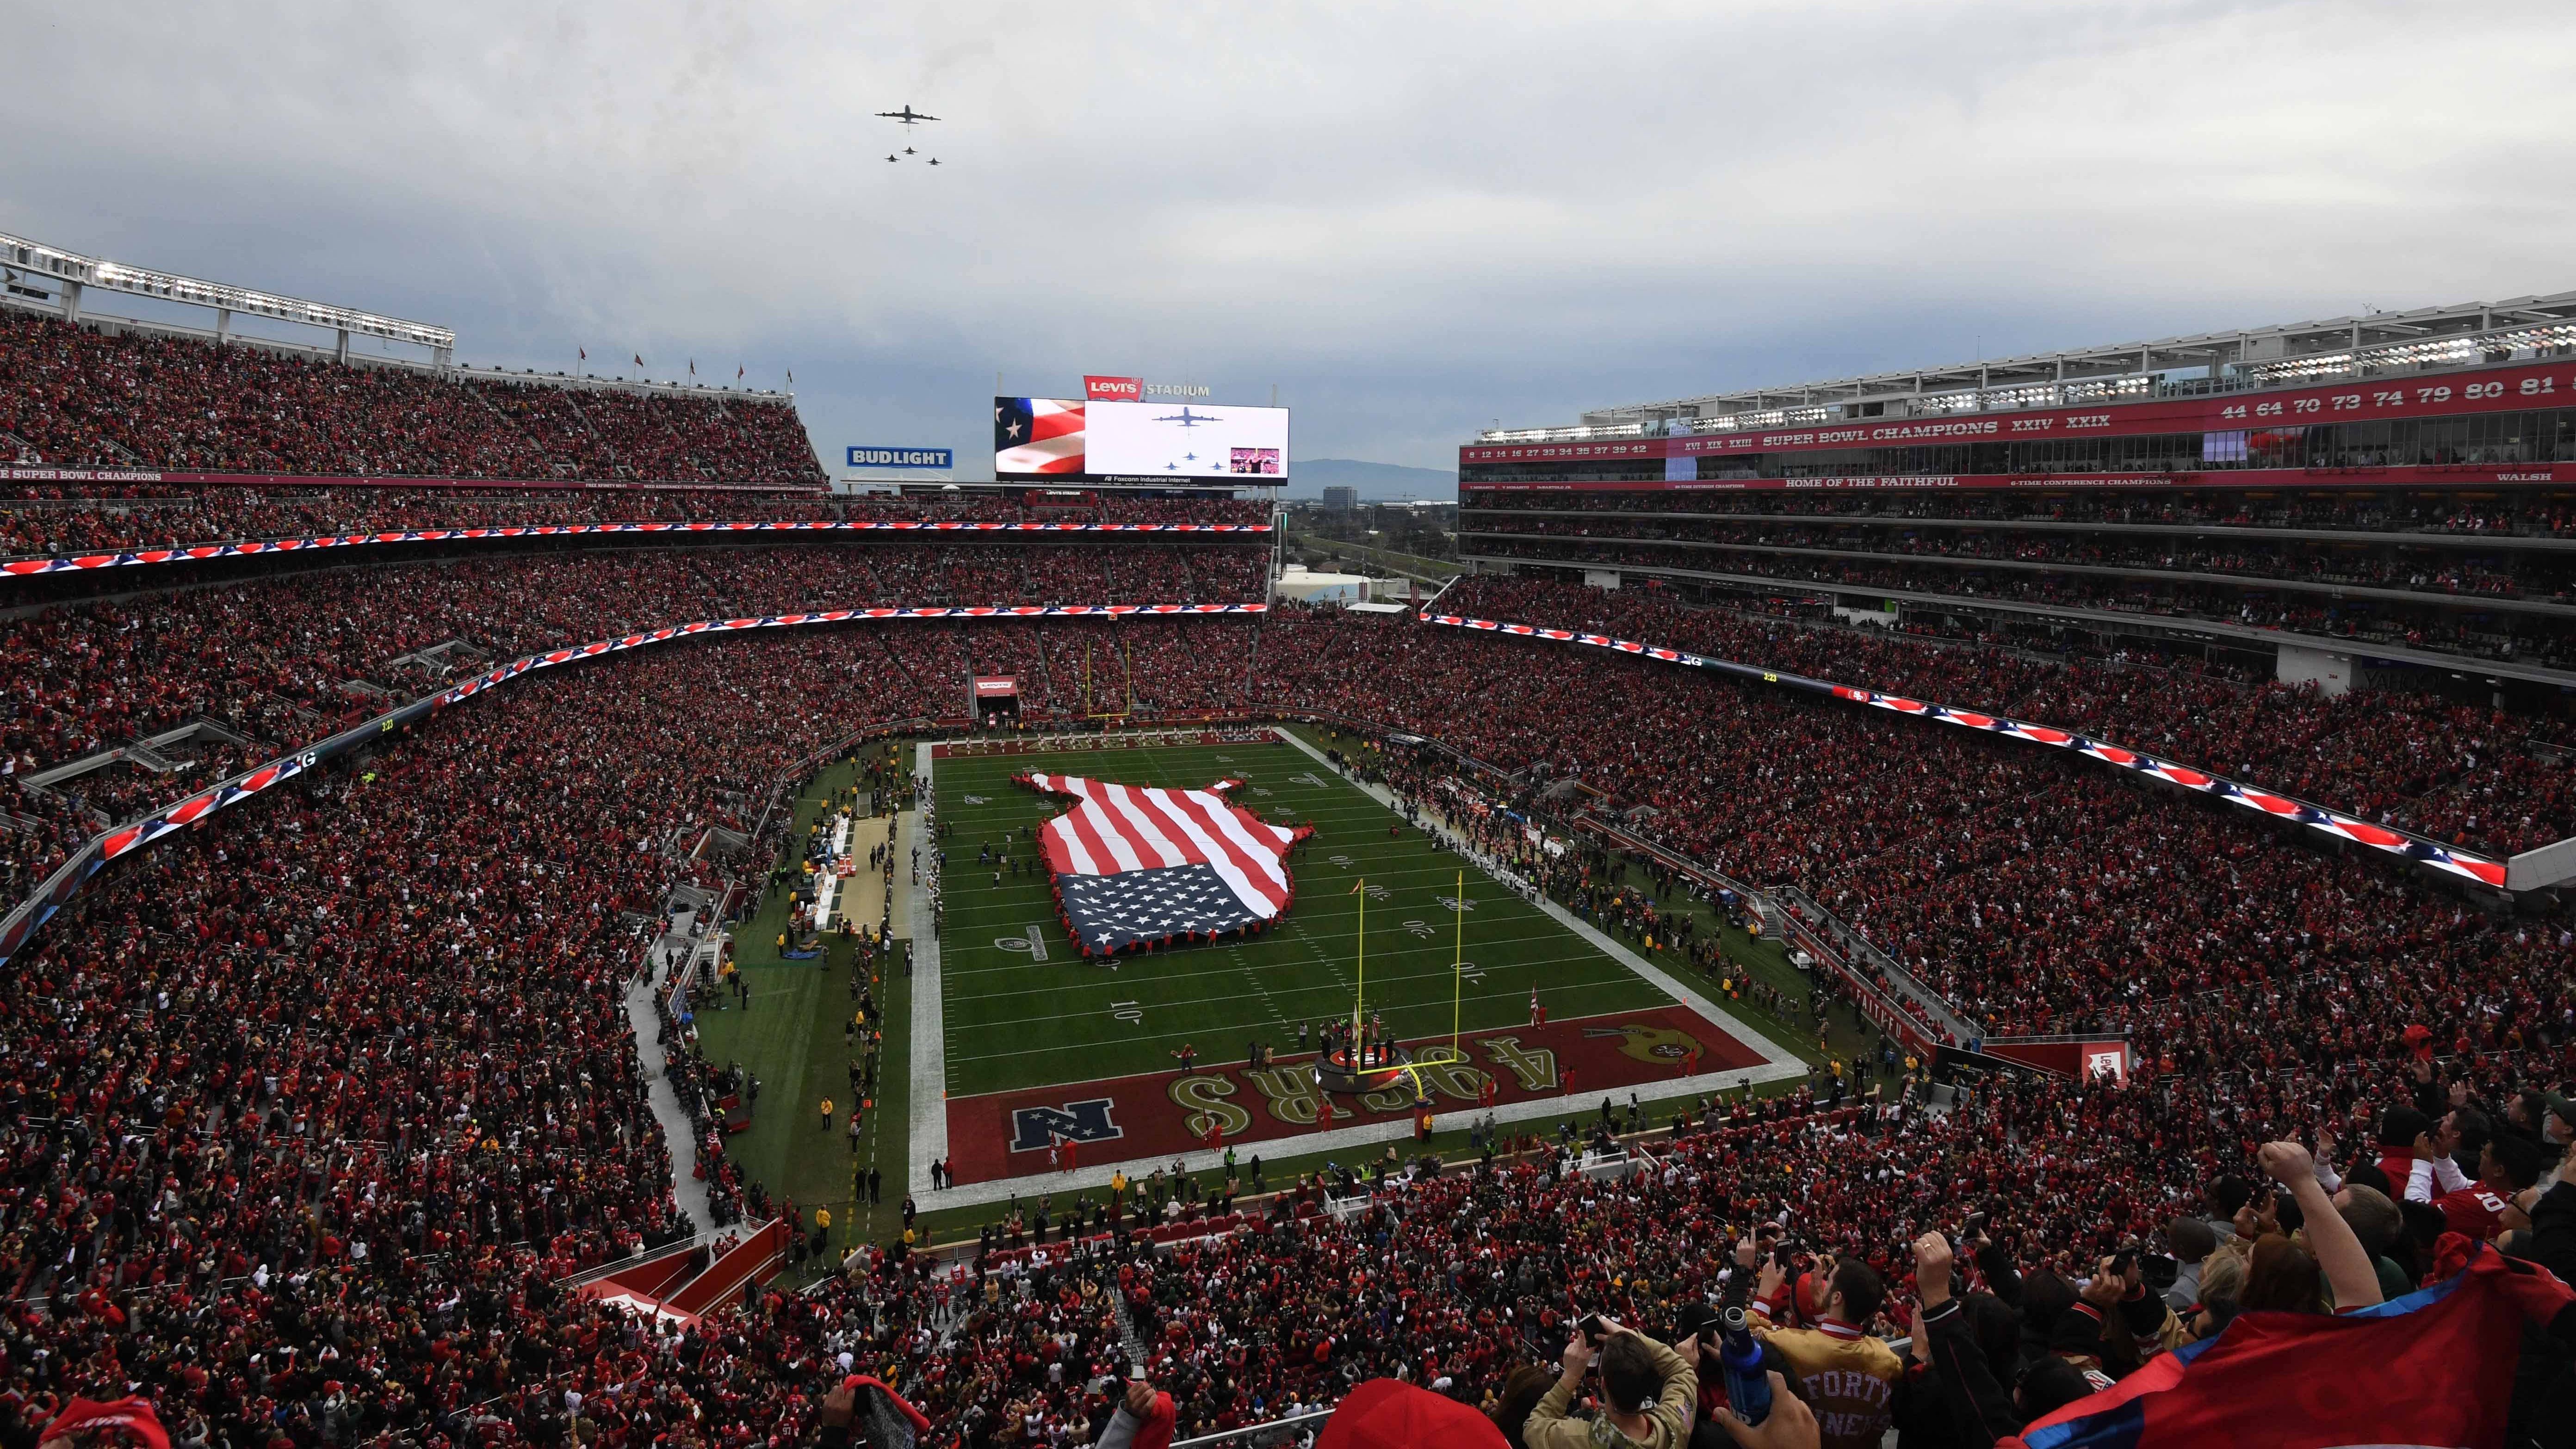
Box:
[1416,611,2509,889]
[1018,772,1311,955]
[0,520,1270,576]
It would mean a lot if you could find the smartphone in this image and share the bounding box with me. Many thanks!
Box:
[2111,1249,2138,1276]
[1126,1362,1147,1383]
[1578,1313,1608,1344]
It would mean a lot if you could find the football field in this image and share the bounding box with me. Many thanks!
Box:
[917,726,1801,1201]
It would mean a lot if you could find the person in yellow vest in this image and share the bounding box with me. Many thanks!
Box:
[814,1205,831,1251]
[819,1097,835,1132]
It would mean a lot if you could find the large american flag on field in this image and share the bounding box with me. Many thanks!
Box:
[996,397,1086,475]
[1018,773,1310,956]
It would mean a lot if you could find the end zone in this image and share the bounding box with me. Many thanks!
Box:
[944,1003,1773,1188]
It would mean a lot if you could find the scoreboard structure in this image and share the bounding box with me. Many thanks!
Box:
[995,396,1288,484]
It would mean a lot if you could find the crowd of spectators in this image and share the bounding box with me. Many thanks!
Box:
[1460,536,2576,673]
[0,542,1270,793]
[1,311,825,487]
[0,566,2568,1447]
[1420,576,2576,857]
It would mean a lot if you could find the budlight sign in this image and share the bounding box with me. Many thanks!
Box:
[845,446,954,470]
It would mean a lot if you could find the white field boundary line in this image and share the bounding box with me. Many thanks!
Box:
[906,747,949,1207]
[914,728,1804,1211]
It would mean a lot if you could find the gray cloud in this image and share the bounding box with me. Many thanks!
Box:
[5,0,2571,471]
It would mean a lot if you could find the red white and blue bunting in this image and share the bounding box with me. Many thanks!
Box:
[1416,611,2509,890]
[0,520,1270,577]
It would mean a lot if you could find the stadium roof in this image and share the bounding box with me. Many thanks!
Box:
[1483,291,2576,444]
[1,229,456,355]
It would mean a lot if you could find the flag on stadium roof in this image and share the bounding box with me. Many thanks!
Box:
[1018,773,1310,955]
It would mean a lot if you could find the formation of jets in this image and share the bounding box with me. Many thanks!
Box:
[878,105,941,166]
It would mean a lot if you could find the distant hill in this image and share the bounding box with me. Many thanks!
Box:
[1285,458,1456,501]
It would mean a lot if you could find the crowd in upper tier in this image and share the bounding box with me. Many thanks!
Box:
[1424,575,2576,858]
[0,609,2567,1449]
[1,310,826,486]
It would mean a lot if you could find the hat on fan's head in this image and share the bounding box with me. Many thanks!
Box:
[1316,1379,1507,1449]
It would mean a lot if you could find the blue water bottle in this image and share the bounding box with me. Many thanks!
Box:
[1718,1307,1771,1427]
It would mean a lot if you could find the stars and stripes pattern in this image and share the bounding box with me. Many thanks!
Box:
[1019,773,1310,955]
[995,398,1087,475]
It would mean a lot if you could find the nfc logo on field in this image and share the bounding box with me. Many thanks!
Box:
[844,446,954,469]
[1009,1098,1124,1152]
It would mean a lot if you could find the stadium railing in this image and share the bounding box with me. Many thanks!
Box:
[1770,882,1975,1044]
[1172,1408,1336,1449]
[1573,809,1967,1049]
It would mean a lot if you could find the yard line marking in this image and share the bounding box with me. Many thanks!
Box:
[943,955,1644,1029]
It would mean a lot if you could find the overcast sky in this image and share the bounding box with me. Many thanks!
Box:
[7,0,2573,476]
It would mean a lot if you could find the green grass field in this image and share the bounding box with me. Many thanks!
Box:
[933,733,1673,1099]
[695,725,1901,1258]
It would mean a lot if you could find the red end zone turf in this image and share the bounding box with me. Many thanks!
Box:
[942,1004,1766,1186]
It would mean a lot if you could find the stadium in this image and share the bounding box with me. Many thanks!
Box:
[7,37,2576,1449]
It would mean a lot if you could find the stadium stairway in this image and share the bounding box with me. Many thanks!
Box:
[633,903,720,1232]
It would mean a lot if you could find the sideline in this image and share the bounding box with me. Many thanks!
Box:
[904,742,952,1206]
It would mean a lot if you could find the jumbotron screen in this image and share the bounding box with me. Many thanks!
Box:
[994,398,1289,480]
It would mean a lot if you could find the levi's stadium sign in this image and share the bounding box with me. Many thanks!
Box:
[1086,374,1211,401]
[845,446,954,470]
